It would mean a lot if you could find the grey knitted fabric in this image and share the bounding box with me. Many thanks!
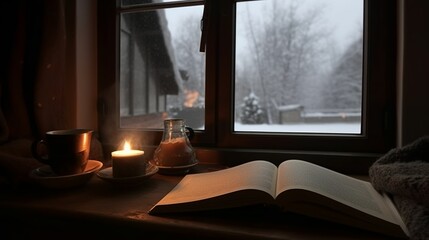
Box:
[369,136,429,240]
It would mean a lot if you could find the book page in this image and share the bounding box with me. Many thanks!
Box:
[155,160,278,206]
[276,160,401,224]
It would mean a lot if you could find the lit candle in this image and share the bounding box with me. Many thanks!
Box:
[112,141,146,178]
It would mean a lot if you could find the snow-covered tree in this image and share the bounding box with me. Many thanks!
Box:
[240,92,266,124]
[237,0,329,123]
[168,15,205,111]
[323,35,363,110]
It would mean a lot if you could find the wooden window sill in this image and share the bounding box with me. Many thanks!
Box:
[0,163,388,239]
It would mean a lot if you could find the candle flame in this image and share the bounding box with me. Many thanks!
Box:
[123,141,131,151]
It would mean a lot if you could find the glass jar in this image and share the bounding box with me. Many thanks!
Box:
[152,118,197,168]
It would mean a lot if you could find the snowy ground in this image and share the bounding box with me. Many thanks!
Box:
[234,122,361,134]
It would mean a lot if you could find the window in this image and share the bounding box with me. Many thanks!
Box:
[98,0,396,169]
[235,1,363,134]
[118,3,204,130]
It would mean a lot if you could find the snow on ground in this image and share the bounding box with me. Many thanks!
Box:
[234,122,361,134]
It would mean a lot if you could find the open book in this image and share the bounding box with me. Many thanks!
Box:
[149,160,409,238]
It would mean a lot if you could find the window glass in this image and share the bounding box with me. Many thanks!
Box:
[119,5,205,130]
[235,0,364,134]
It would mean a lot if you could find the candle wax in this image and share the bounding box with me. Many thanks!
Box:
[112,149,146,178]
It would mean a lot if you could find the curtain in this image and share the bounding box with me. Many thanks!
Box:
[0,0,70,185]
[1,0,70,142]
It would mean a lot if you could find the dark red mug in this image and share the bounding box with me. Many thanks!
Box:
[31,129,93,176]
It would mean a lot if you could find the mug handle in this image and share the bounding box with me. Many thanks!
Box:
[31,140,50,164]
[185,127,195,140]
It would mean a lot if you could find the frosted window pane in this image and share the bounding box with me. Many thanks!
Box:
[235,0,363,134]
[119,6,205,130]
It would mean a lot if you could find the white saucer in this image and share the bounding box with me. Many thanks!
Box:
[96,163,158,185]
[29,160,103,189]
[156,161,198,175]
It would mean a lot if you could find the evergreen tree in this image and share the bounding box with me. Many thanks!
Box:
[240,92,266,124]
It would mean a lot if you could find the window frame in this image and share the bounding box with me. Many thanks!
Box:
[98,0,397,173]
[215,0,396,153]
